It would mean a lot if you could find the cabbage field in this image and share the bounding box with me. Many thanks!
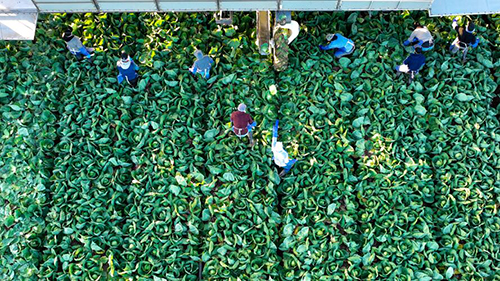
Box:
[1,11,499,280]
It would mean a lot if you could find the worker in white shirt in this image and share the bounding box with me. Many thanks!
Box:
[272,120,297,177]
[403,22,434,52]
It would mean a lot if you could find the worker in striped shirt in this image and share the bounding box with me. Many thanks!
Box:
[62,28,94,62]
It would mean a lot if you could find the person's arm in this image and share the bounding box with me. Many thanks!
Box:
[272,120,279,148]
[407,30,417,43]
[247,115,256,128]
[471,37,480,48]
[79,47,91,58]
[189,62,198,74]
[452,18,459,32]
[117,66,124,84]
[131,60,139,71]
[118,65,125,76]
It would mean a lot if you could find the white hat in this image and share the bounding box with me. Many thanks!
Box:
[238,103,247,112]
[119,53,131,69]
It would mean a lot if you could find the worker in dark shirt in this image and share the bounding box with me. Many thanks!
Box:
[450,19,480,54]
[231,103,257,146]
[117,51,139,87]
[395,47,426,74]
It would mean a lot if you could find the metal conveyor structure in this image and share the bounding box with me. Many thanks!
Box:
[0,0,499,40]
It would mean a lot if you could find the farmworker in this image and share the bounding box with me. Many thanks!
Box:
[449,19,480,54]
[62,28,94,61]
[319,33,355,58]
[189,50,214,79]
[403,22,434,51]
[117,52,139,87]
[272,120,297,177]
[231,103,256,146]
[395,47,426,75]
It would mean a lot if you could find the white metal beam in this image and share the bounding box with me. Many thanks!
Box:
[1,0,499,13]
[430,0,500,16]
[0,0,38,12]
[281,0,338,11]
[158,0,217,11]
[0,12,37,40]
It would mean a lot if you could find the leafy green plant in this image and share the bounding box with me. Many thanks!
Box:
[0,11,499,280]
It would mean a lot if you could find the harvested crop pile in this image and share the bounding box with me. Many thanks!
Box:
[274,28,290,71]
[0,11,499,280]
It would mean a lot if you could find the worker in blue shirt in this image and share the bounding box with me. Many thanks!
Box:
[395,47,426,75]
[117,52,139,87]
[62,28,94,61]
[319,33,355,58]
[450,19,480,54]
[189,50,214,79]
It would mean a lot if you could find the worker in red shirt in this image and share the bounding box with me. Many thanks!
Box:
[231,103,257,146]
